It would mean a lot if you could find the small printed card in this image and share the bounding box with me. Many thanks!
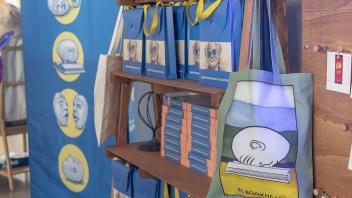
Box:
[326,52,352,94]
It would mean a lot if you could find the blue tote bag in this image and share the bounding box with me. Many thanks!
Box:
[173,5,187,79]
[185,2,200,80]
[123,7,145,75]
[207,0,313,197]
[144,3,177,80]
[197,0,244,88]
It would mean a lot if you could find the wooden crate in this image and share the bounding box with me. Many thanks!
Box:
[302,1,352,197]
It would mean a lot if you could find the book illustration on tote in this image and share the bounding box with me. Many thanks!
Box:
[197,0,244,88]
[220,81,299,197]
[173,5,187,78]
[53,39,85,74]
[144,4,177,80]
[123,7,145,75]
[185,3,200,80]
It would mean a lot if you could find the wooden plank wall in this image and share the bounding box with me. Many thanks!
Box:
[302,1,352,197]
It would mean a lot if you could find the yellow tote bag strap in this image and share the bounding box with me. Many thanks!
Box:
[196,0,222,20]
[163,182,169,198]
[185,1,198,26]
[143,3,162,36]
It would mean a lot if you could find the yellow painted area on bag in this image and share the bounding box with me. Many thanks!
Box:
[185,0,198,26]
[55,0,80,24]
[219,162,298,198]
[52,32,84,82]
[59,89,84,138]
[58,144,89,192]
[164,182,169,198]
[143,3,161,36]
[196,0,222,20]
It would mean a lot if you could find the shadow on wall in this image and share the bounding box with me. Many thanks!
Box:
[286,0,302,72]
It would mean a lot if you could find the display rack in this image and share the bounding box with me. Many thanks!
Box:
[106,0,288,197]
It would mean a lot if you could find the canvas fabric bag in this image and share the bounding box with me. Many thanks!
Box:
[197,0,244,88]
[207,0,313,197]
[144,3,177,80]
[123,7,145,75]
[184,2,200,80]
[94,8,124,146]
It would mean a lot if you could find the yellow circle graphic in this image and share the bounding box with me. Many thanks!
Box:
[54,89,87,138]
[51,0,81,25]
[53,32,84,82]
[58,144,89,192]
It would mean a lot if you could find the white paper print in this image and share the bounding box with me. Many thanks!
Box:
[62,155,84,183]
[200,41,232,72]
[326,51,352,94]
[177,40,185,65]
[188,40,200,66]
[123,39,143,63]
[146,40,166,65]
[73,95,88,130]
[53,92,69,127]
[53,39,85,74]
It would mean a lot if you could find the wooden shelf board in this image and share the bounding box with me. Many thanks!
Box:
[106,142,211,198]
[0,166,29,177]
[112,71,225,96]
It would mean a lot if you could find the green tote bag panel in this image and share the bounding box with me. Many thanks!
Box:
[207,0,313,197]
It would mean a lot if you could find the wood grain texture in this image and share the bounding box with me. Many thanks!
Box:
[107,143,211,198]
[302,1,352,197]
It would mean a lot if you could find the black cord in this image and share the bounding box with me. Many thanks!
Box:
[137,91,164,140]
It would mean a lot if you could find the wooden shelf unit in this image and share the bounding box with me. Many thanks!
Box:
[107,143,211,198]
[107,72,224,197]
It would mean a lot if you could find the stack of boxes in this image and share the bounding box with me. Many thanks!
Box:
[160,95,218,177]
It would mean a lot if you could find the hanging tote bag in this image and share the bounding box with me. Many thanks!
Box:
[94,7,123,146]
[123,6,145,75]
[197,0,244,88]
[173,5,187,79]
[207,0,313,197]
[184,2,200,80]
[144,3,177,80]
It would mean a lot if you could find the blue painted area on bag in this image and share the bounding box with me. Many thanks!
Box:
[168,186,189,198]
[226,100,297,132]
[199,69,230,88]
[185,4,200,81]
[199,0,244,88]
[123,8,145,75]
[173,6,187,79]
[145,6,177,80]
[111,160,134,197]
[133,171,160,198]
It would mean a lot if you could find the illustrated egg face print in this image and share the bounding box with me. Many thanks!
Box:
[57,39,79,64]
[232,127,290,167]
[73,94,88,130]
[48,0,70,16]
[62,155,84,183]
[53,92,68,127]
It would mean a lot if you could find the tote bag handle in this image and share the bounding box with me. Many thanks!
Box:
[108,6,124,55]
[196,0,222,20]
[249,0,286,74]
[143,3,162,36]
[185,0,199,26]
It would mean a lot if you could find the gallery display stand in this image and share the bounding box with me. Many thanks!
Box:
[106,71,225,197]
[106,0,288,197]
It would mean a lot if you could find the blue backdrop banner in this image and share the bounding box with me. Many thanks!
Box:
[22,1,119,197]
